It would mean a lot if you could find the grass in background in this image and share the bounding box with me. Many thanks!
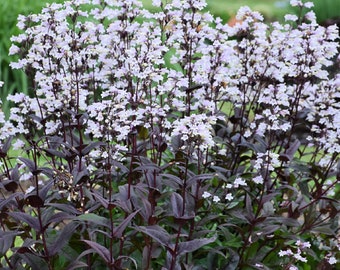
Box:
[142,0,292,22]
[312,0,340,23]
[0,0,65,115]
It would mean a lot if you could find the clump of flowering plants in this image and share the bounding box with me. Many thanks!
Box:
[0,0,339,269]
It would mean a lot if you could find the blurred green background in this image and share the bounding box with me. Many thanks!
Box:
[0,0,339,115]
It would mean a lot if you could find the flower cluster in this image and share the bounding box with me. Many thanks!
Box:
[7,0,339,165]
[279,240,311,263]
[0,0,339,269]
[171,114,216,151]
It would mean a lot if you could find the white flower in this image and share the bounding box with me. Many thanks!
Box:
[218,148,227,155]
[202,191,211,198]
[9,44,20,55]
[12,139,25,150]
[304,2,314,8]
[290,0,303,7]
[279,249,293,257]
[213,196,220,203]
[294,253,307,262]
[305,11,316,24]
[234,177,247,188]
[278,250,286,257]
[225,193,233,201]
[0,81,3,88]
[253,175,263,184]
[236,6,252,20]
[152,0,161,7]
[102,151,109,159]
[45,121,59,135]
[296,240,311,249]
[328,256,337,265]
[285,14,298,22]
[171,114,216,151]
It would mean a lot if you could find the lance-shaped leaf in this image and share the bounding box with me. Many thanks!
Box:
[73,167,90,185]
[280,139,301,162]
[83,240,111,264]
[0,136,13,156]
[48,222,79,256]
[65,261,88,270]
[137,225,171,248]
[245,193,255,222]
[311,225,335,236]
[76,213,110,228]
[186,173,214,187]
[18,157,36,173]
[161,173,182,187]
[177,235,217,256]
[9,212,40,231]
[0,231,22,255]
[171,193,183,218]
[45,203,81,215]
[43,148,66,159]
[44,211,75,227]
[10,165,20,182]
[81,141,105,156]
[112,210,139,238]
[0,193,23,209]
[91,190,109,209]
[66,249,94,270]
[39,180,53,201]
[19,253,47,270]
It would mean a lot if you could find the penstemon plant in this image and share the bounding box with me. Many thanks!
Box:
[0,0,339,269]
